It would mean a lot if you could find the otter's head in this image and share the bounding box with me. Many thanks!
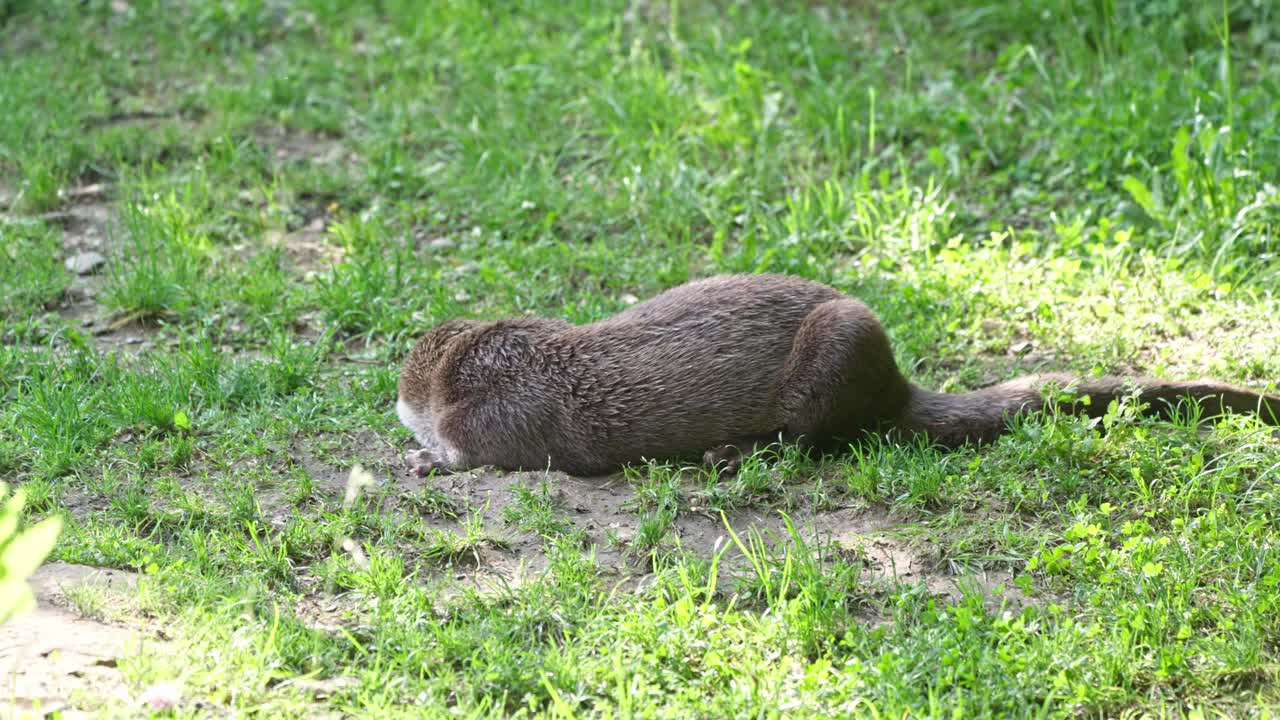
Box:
[397,319,482,445]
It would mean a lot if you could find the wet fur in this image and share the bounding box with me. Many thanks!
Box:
[397,274,1280,476]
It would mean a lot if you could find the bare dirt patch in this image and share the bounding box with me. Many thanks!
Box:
[254,126,355,168]
[836,530,1030,611]
[402,468,646,581]
[58,302,167,354]
[85,109,181,131]
[42,187,115,312]
[287,434,1022,616]
[266,217,346,275]
[0,563,162,718]
[56,483,110,525]
[290,430,405,501]
[41,186,114,254]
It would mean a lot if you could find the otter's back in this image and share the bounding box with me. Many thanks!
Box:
[555,274,843,463]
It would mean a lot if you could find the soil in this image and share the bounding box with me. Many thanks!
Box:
[253,126,352,168]
[0,563,159,718]
[287,436,1027,623]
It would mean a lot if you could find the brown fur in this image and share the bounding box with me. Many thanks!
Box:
[396,274,1280,476]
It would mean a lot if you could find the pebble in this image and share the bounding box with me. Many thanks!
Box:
[65,251,106,275]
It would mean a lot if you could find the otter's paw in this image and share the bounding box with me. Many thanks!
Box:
[405,448,453,477]
[702,445,744,475]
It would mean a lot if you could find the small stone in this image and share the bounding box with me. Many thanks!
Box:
[65,251,106,275]
[428,237,455,251]
[620,294,639,305]
[64,183,105,199]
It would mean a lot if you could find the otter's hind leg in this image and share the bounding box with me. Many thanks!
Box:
[775,298,910,444]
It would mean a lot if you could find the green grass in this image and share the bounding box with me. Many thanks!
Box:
[4,0,1280,716]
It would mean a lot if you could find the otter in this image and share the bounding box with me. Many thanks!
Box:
[396,274,1280,476]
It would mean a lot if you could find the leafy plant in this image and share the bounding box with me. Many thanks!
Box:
[0,484,63,624]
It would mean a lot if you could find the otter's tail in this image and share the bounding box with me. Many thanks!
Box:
[897,372,1280,448]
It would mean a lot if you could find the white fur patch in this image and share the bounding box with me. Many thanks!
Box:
[396,397,437,447]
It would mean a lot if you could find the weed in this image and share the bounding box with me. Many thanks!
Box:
[502,478,574,539]
[401,486,460,519]
[420,506,507,565]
